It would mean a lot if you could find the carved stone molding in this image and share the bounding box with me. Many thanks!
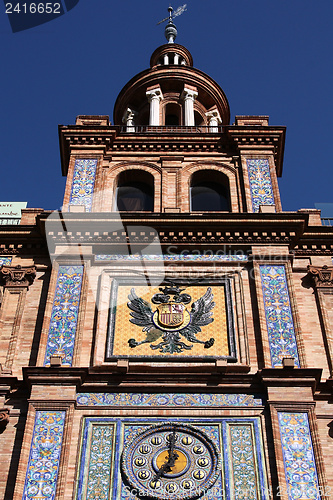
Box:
[0,265,36,288]
[0,409,9,432]
[307,265,333,288]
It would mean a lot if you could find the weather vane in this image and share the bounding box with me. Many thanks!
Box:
[157,4,187,44]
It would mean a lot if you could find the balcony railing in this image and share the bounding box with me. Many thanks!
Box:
[119,125,224,134]
[321,218,333,226]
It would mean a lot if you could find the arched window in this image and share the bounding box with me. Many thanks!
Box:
[164,103,181,126]
[116,170,154,211]
[190,170,230,211]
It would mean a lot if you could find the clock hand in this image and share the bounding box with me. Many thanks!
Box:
[152,429,179,482]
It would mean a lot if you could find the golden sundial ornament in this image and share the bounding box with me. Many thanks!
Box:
[121,423,221,499]
[127,284,215,354]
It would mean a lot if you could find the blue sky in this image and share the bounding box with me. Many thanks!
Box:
[1,0,332,212]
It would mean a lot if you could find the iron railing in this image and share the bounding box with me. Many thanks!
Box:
[321,218,333,226]
[119,125,224,134]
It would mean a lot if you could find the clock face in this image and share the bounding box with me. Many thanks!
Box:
[121,423,221,499]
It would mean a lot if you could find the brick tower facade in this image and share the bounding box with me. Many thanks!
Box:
[0,17,333,500]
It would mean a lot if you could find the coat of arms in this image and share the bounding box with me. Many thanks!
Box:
[127,284,215,354]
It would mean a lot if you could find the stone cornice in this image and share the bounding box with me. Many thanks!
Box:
[259,367,322,394]
[45,212,306,248]
[226,125,286,176]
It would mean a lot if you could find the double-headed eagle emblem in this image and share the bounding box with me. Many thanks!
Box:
[127,284,215,354]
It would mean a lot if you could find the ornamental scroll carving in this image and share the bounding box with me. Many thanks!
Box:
[0,409,9,432]
[307,265,333,288]
[0,265,36,288]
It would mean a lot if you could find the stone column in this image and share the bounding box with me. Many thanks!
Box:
[181,87,198,126]
[206,109,222,132]
[174,53,179,65]
[146,87,163,126]
[307,265,333,376]
[122,108,137,132]
[0,265,36,373]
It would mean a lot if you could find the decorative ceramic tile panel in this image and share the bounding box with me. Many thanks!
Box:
[76,417,268,500]
[96,254,248,262]
[44,265,83,366]
[22,411,66,500]
[260,265,300,367]
[108,282,231,359]
[247,159,275,213]
[278,413,320,500]
[69,159,97,212]
[76,393,264,407]
[76,421,116,500]
[0,256,12,266]
[223,419,269,500]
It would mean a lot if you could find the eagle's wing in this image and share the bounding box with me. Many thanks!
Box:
[127,288,155,332]
[182,287,215,339]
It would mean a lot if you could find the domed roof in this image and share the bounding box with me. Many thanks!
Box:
[113,42,230,127]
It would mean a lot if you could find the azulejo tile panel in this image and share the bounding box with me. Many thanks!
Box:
[95,254,248,262]
[223,420,268,500]
[75,417,268,500]
[69,159,97,212]
[76,393,264,407]
[260,265,300,368]
[22,411,66,500]
[107,280,235,359]
[76,421,116,500]
[44,265,84,367]
[247,159,275,213]
[278,413,320,500]
[0,256,12,266]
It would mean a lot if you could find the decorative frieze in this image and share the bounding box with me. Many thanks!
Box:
[44,265,84,367]
[259,265,300,367]
[0,265,36,288]
[95,254,248,262]
[76,393,264,407]
[69,159,98,212]
[247,159,275,213]
[278,412,320,500]
[22,411,66,500]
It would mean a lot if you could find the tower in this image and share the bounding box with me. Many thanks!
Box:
[1,8,333,500]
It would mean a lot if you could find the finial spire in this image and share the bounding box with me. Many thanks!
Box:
[157,4,187,44]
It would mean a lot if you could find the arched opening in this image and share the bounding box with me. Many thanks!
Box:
[194,111,205,127]
[164,103,181,126]
[190,170,230,211]
[116,170,154,211]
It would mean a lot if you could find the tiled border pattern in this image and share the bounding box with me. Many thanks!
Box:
[44,265,84,367]
[278,412,320,500]
[76,421,116,500]
[75,417,267,500]
[22,411,66,500]
[247,159,275,213]
[95,254,248,262]
[0,256,12,266]
[223,419,269,500]
[76,393,264,407]
[69,159,97,212]
[260,265,300,367]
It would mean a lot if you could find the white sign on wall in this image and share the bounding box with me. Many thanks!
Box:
[0,202,27,224]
